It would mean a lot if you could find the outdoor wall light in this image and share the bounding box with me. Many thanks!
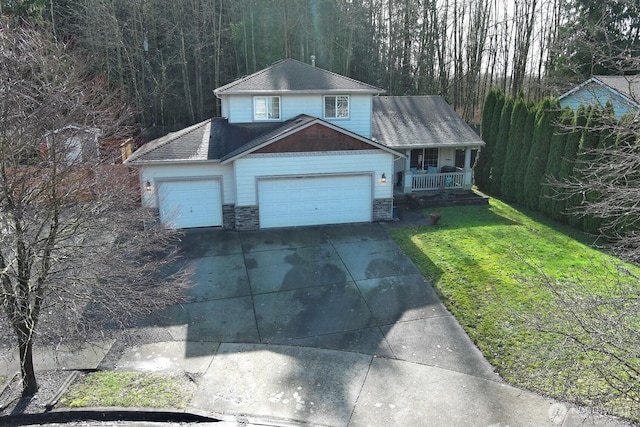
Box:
[381,173,387,183]
[145,180,152,192]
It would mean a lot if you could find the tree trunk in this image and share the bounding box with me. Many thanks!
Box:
[180,30,195,124]
[18,328,38,396]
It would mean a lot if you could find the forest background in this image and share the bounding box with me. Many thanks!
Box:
[3,0,638,139]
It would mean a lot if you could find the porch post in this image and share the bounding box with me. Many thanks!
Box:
[403,170,413,193]
[463,147,473,189]
[403,149,413,193]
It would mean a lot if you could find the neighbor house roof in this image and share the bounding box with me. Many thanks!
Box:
[559,75,640,106]
[214,59,384,95]
[372,96,484,149]
[125,114,402,165]
[596,76,640,101]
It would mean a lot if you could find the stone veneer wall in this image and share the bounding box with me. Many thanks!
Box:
[373,198,393,221]
[222,204,235,229]
[234,205,260,231]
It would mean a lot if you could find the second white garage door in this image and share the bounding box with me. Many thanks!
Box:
[258,175,372,228]
[157,179,223,228]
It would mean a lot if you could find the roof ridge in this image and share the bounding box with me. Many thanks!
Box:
[214,58,383,94]
[286,59,383,92]
[214,60,285,94]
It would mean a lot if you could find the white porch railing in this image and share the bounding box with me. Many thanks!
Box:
[410,172,465,191]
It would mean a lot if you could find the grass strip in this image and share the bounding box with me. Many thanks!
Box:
[59,371,192,409]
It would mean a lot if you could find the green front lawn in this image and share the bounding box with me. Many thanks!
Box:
[391,198,639,420]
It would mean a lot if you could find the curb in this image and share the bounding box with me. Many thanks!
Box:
[0,408,220,426]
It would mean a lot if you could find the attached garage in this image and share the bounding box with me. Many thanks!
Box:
[258,174,372,228]
[157,179,223,228]
[127,115,401,231]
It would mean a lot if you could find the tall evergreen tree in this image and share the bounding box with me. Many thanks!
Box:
[568,106,597,228]
[515,103,538,205]
[540,109,573,216]
[552,108,583,222]
[502,98,528,202]
[582,106,617,234]
[490,97,514,196]
[476,90,502,192]
[524,98,561,210]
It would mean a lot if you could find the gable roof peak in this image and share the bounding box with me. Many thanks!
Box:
[558,75,640,107]
[214,58,384,95]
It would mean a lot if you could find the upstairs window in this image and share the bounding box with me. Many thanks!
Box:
[324,95,349,118]
[254,96,280,120]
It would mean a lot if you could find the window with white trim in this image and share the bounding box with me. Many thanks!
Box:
[410,148,439,170]
[254,96,280,120]
[324,95,349,118]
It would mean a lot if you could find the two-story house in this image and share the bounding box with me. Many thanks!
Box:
[125,59,484,230]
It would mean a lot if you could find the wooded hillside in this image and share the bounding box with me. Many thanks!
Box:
[3,0,639,135]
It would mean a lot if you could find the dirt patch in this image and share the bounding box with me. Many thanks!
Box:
[0,370,72,416]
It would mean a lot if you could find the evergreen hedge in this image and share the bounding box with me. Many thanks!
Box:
[476,91,619,238]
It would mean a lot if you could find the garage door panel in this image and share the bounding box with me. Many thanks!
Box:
[258,175,372,228]
[158,179,222,228]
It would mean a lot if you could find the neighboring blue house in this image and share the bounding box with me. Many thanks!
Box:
[558,75,640,119]
[125,59,484,230]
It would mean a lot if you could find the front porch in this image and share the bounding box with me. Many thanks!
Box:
[395,146,476,193]
[403,169,468,192]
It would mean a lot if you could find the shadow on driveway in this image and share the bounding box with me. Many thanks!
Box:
[140,222,496,425]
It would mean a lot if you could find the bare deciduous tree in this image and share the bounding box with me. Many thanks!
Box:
[516,261,640,416]
[552,118,640,263]
[0,22,189,397]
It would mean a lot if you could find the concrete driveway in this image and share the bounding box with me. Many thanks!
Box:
[108,222,630,427]
[157,223,495,380]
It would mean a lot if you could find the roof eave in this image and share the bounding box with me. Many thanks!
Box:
[125,158,222,166]
[558,76,600,100]
[383,141,485,149]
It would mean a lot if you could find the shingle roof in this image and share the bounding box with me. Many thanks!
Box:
[125,120,212,163]
[214,59,384,95]
[209,119,281,160]
[126,113,406,164]
[372,96,484,149]
[594,76,640,101]
[220,115,318,161]
[127,95,481,164]
[125,116,323,164]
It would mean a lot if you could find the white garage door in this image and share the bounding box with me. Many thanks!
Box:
[157,179,222,228]
[258,175,372,228]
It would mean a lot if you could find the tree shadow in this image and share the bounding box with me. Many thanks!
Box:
[129,223,493,425]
